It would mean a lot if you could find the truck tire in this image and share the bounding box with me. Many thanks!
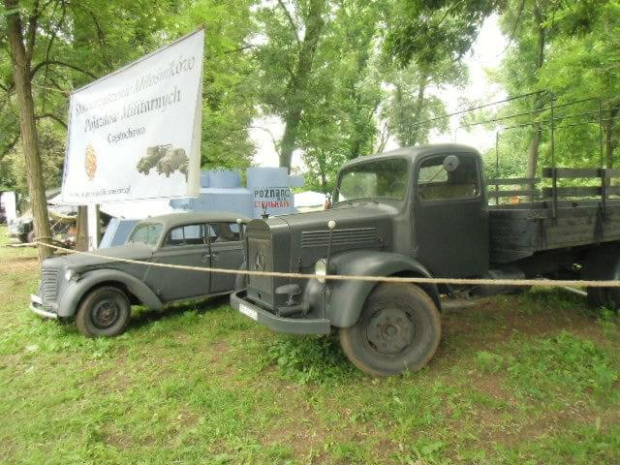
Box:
[339,283,441,376]
[76,286,131,337]
[582,245,620,311]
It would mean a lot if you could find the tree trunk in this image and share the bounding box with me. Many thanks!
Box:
[527,3,546,179]
[76,206,88,252]
[409,72,428,147]
[5,0,53,261]
[279,0,326,171]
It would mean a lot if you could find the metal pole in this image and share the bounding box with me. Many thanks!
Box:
[550,94,558,222]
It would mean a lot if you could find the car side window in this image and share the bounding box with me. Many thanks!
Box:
[210,222,241,243]
[164,224,205,246]
[417,154,480,201]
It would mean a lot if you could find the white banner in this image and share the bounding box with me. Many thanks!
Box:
[61,29,204,204]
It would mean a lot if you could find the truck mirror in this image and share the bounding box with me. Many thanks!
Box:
[443,155,460,172]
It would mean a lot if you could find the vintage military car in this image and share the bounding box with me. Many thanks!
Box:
[31,212,248,337]
[232,143,620,376]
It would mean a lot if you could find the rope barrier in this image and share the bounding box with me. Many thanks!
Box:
[31,241,620,289]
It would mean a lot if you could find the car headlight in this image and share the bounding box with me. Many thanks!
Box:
[314,259,328,283]
[64,270,73,281]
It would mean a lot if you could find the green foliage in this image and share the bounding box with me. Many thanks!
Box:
[386,0,502,68]
[261,334,360,384]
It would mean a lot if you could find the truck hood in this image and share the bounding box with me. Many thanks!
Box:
[273,203,396,269]
[280,202,398,230]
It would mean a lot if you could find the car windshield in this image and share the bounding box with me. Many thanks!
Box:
[128,222,164,247]
[334,158,408,204]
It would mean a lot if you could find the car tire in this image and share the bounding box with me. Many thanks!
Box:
[76,286,131,337]
[339,283,441,376]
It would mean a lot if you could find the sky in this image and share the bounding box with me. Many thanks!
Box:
[249,15,509,170]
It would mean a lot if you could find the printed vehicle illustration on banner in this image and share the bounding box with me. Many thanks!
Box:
[136,144,172,175]
[85,143,97,180]
[157,147,189,180]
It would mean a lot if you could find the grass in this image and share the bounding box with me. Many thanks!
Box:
[1,225,619,464]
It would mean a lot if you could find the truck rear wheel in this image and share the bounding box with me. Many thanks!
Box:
[582,245,620,311]
[339,283,441,376]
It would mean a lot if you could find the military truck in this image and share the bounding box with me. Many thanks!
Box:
[157,148,188,178]
[137,144,171,175]
[231,143,620,376]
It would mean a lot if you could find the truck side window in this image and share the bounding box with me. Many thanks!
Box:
[417,155,480,201]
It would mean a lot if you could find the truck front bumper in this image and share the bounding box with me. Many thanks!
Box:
[230,290,330,335]
[30,294,58,319]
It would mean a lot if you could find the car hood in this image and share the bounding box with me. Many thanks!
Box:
[44,244,153,270]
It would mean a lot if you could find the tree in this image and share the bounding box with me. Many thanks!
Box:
[255,0,329,171]
[171,0,257,170]
[385,0,502,69]
[4,0,53,260]
[490,0,620,174]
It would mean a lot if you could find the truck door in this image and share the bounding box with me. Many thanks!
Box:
[414,152,489,278]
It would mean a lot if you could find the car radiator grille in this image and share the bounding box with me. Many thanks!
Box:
[41,269,59,304]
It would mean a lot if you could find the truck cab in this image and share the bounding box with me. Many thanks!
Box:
[231,144,488,375]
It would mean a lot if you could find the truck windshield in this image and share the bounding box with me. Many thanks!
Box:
[127,222,164,247]
[334,158,408,204]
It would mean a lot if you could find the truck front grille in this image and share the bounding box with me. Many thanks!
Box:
[41,269,59,304]
[301,227,378,248]
[247,237,274,305]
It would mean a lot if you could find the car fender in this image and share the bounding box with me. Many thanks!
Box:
[57,269,163,317]
[326,250,440,328]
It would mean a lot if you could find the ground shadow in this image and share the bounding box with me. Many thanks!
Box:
[126,294,231,331]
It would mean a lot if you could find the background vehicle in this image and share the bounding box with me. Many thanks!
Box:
[31,212,248,337]
[232,143,620,376]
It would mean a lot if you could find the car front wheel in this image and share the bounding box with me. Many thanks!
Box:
[339,283,441,376]
[76,286,131,337]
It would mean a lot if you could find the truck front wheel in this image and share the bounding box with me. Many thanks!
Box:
[339,283,441,376]
[76,286,131,337]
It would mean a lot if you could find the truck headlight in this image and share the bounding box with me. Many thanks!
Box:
[314,259,328,283]
[64,270,73,281]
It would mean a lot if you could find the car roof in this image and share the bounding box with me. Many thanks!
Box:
[138,211,250,229]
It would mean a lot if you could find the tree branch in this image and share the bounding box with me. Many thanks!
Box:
[0,134,20,161]
[31,60,98,80]
[35,112,67,129]
[25,0,41,63]
[249,125,282,156]
[277,0,301,44]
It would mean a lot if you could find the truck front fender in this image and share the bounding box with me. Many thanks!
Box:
[58,269,163,318]
[327,250,440,328]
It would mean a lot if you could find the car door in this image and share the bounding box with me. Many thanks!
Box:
[208,221,245,293]
[147,223,211,302]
